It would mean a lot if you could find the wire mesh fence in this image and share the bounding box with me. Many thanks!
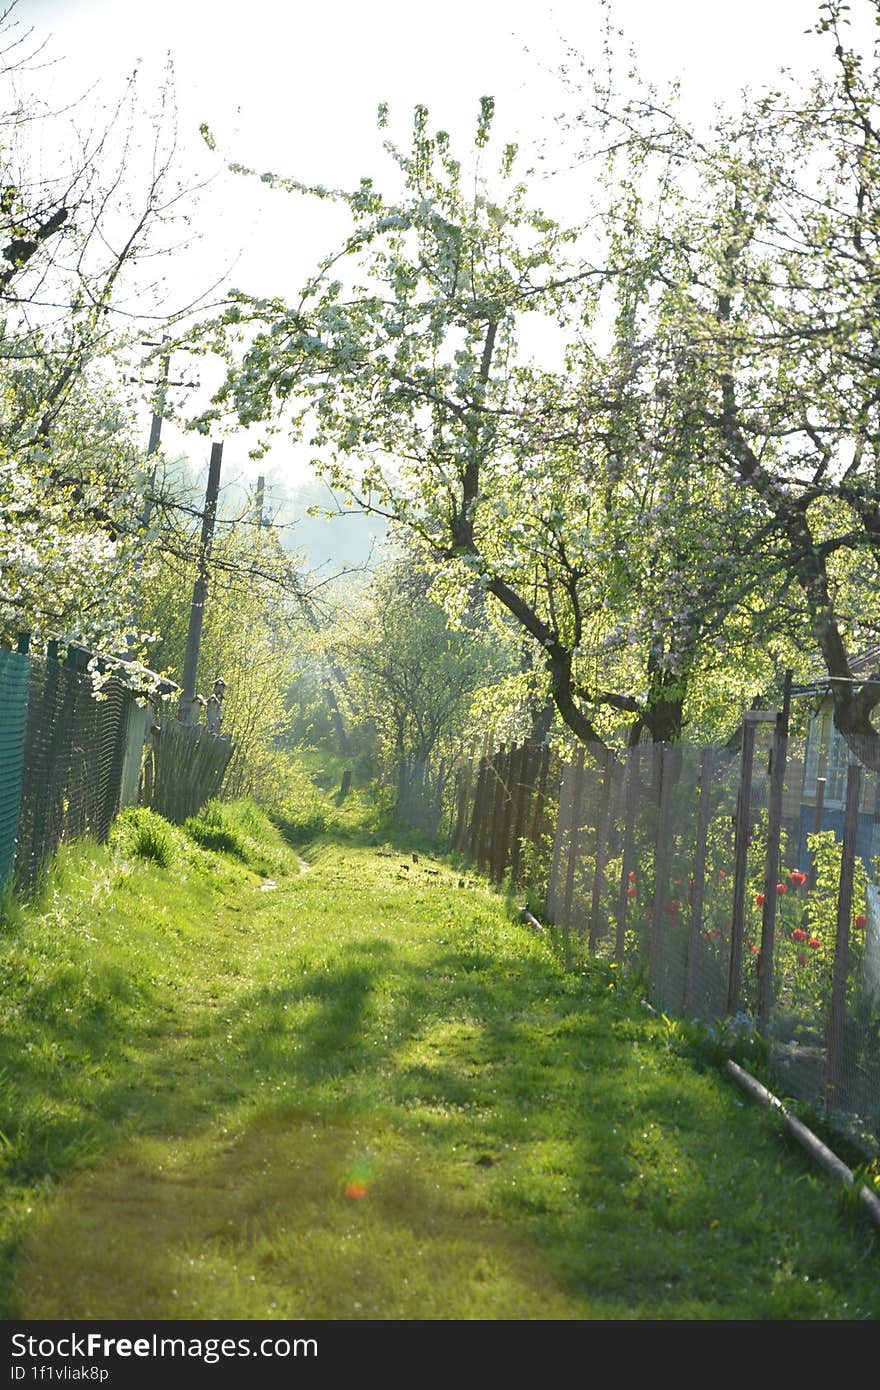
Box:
[0,642,237,897]
[14,654,132,896]
[0,647,30,888]
[441,725,880,1143]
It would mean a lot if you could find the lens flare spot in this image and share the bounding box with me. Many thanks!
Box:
[345,1157,374,1199]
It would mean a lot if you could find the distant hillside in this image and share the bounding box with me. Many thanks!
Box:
[282,492,388,573]
[168,453,390,575]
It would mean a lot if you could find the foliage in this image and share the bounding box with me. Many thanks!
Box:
[670,1012,771,1077]
[608,0,880,757]
[265,751,335,845]
[182,798,289,877]
[330,548,515,803]
[0,21,189,660]
[139,514,309,799]
[183,7,880,755]
[111,807,174,867]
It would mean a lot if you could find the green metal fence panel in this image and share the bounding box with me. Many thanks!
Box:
[14,660,132,896]
[0,648,30,888]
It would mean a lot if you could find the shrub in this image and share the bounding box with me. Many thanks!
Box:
[184,802,246,860]
[182,800,291,877]
[268,754,334,845]
[113,809,174,868]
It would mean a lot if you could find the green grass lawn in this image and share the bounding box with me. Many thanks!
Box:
[0,791,878,1320]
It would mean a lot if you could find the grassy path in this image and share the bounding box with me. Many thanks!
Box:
[1,798,878,1320]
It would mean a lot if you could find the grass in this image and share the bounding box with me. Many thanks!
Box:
[0,785,878,1319]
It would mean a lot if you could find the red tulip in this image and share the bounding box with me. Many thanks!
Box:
[809,937,821,949]
[755,892,765,907]
[854,914,867,930]
[791,928,807,943]
[776,882,787,895]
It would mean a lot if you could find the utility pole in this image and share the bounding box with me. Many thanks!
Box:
[179,440,223,723]
[123,342,197,659]
[138,339,197,530]
[146,347,170,457]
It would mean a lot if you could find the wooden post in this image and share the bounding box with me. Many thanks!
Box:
[562,747,587,939]
[588,747,614,952]
[808,776,827,891]
[475,752,491,873]
[826,762,862,1112]
[496,742,517,881]
[648,744,677,999]
[527,743,551,881]
[614,746,641,963]
[487,744,507,880]
[547,756,574,925]
[480,747,496,875]
[467,754,487,862]
[179,440,223,722]
[452,739,478,852]
[757,674,792,1030]
[468,731,493,862]
[726,715,771,1015]
[509,741,532,887]
[685,746,715,1014]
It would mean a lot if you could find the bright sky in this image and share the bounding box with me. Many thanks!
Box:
[8,0,879,556]
[17,0,875,303]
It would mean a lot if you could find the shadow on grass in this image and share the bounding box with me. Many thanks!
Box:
[14,1107,600,1320]
[1,904,657,1317]
[4,841,880,1320]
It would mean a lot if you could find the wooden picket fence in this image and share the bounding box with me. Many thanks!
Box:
[140,715,235,824]
[446,720,880,1134]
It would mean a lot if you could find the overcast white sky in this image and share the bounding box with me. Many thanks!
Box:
[18,0,868,142]
[17,0,876,284]
[13,0,875,319]
[7,0,879,550]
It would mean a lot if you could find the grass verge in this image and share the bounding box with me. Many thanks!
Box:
[0,793,878,1319]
